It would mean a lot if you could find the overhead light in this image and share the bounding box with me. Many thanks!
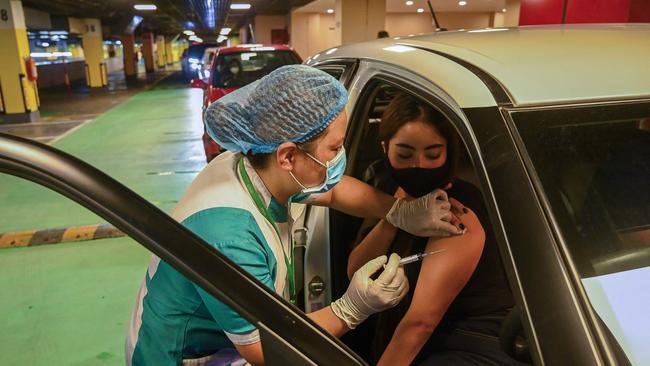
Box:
[417,8,424,13]
[230,3,251,10]
[41,42,50,47]
[183,30,195,35]
[134,4,157,11]
[326,8,334,14]
[116,40,122,45]
[405,1,414,5]
[220,27,231,35]
[502,8,507,12]
[217,35,228,42]
[458,1,467,6]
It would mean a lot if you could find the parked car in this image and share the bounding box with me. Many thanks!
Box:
[299,24,650,366]
[2,25,648,366]
[181,43,218,81]
[191,44,302,162]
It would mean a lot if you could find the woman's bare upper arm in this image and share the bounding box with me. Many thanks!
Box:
[405,228,485,321]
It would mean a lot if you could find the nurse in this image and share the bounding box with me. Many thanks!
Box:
[126,65,462,366]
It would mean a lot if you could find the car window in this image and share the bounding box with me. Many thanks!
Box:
[332,78,515,362]
[512,103,650,365]
[212,50,300,88]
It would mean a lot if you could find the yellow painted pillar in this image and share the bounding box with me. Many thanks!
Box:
[81,18,106,87]
[155,35,166,68]
[165,40,173,65]
[0,0,39,122]
[171,42,180,62]
[121,34,137,79]
[335,0,386,45]
[141,32,154,73]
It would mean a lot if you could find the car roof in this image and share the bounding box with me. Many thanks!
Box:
[308,24,650,108]
[218,44,294,55]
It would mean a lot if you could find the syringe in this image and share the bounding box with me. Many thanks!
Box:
[399,249,446,265]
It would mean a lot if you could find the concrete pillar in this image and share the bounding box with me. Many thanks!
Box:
[335,0,386,45]
[0,0,39,122]
[171,42,180,62]
[121,34,137,79]
[141,32,154,73]
[155,35,165,68]
[165,40,173,65]
[81,18,106,87]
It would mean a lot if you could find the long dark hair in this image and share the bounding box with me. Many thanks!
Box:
[370,93,459,362]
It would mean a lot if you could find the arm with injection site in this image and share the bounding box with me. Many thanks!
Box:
[377,198,486,366]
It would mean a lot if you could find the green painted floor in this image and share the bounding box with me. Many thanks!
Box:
[0,74,206,365]
[0,73,206,233]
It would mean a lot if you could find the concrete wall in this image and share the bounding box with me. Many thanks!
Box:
[254,15,288,44]
[290,13,338,59]
[386,12,493,36]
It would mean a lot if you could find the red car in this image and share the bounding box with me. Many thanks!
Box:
[191,44,302,162]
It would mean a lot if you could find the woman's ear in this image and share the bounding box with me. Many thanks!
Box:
[276,142,298,171]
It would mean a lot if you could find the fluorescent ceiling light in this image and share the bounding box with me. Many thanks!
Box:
[217,35,228,42]
[502,8,507,12]
[405,1,414,5]
[458,1,467,6]
[327,8,334,14]
[220,28,231,35]
[183,30,195,35]
[230,3,251,10]
[134,4,157,11]
[383,45,416,53]
[116,40,122,45]
[41,42,50,47]
[417,8,424,13]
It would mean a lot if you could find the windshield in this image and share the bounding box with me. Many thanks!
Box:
[512,102,650,364]
[212,50,300,88]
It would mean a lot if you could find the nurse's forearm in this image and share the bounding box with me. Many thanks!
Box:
[314,176,395,219]
[307,305,350,338]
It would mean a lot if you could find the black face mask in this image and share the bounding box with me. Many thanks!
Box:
[385,157,451,198]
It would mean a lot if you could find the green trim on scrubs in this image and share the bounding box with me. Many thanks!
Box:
[131,207,277,366]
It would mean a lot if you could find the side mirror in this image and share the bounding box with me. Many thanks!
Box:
[190,79,208,89]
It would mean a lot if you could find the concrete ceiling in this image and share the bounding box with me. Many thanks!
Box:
[295,0,507,13]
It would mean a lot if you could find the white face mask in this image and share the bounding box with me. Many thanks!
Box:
[230,67,240,74]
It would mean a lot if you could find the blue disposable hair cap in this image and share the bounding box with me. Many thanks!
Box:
[204,64,348,154]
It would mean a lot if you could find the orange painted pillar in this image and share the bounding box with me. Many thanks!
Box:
[141,32,155,73]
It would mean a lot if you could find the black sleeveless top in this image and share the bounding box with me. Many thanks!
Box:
[361,160,514,358]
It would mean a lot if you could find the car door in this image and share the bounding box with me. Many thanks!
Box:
[303,59,544,363]
[0,133,366,366]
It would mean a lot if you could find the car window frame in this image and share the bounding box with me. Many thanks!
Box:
[0,133,367,366]
[505,99,650,366]
[336,60,547,363]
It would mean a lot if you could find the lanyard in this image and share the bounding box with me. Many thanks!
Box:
[238,158,296,304]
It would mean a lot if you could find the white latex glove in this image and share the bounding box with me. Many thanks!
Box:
[331,253,409,329]
[385,189,463,237]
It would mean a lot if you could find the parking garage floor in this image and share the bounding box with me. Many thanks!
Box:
[0,71,206,365]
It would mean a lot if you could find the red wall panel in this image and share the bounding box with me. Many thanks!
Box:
[566,0,630,23]
[628,0,650,22]
[519,0,565,25]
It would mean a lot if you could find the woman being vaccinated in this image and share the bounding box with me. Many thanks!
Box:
[348,93,518,366]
